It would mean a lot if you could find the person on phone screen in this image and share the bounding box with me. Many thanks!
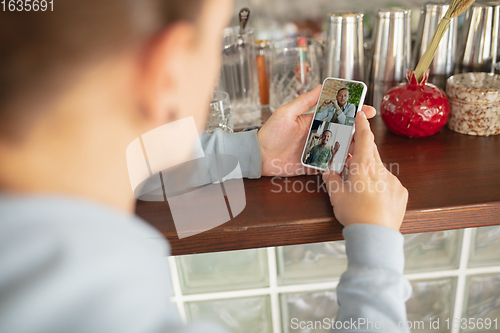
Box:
[305,130,340,170]
[314,87,356,125]
[0,1,410,333]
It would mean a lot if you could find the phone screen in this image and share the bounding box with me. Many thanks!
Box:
[301,77,367,173]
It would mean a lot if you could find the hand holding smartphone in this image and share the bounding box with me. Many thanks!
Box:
[301,78,367,173]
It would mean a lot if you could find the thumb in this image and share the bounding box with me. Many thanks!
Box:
[283,84,322,118]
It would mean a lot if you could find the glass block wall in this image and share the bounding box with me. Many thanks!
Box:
[168,226,500,333]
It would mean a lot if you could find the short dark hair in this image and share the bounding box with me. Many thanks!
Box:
[0,0,204,138]
[322,130,332,136]
[337,87,349,94]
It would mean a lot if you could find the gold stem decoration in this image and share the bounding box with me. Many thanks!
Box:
[414,0,476,82]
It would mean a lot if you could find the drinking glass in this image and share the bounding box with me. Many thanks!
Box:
[367,8,411,110]
[205,91,233,133]
[324,12,365,81]
[218,27,261,129]
[269,37,321,112]
[459,1,500,73]
[412,3,458,89]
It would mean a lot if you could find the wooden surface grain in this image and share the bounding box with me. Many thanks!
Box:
[135,116,500,256]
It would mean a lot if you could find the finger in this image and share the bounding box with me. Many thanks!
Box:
[306,167,321,175]
[373,142,383,165]
[348,139,355,156]
[345,153,353,169]
[322,170,343,203]
[361,105,377,119]
[281,84,322,118]
[300,112,314,124]
[352,111,375,162]
[303,165,316,175]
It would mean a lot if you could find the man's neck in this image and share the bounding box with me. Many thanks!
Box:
[0,104,141,214]
[0,125,137,213]
[0,55,151,214]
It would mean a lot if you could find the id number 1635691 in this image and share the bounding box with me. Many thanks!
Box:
[446,318,498,330]
[2,0,53,11]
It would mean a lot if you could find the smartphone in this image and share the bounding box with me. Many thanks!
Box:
[301,77,367,173]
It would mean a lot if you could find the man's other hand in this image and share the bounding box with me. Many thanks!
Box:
[322,111,408,231]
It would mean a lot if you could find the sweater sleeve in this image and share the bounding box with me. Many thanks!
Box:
[200,128,262,179]
[315,106,329,121]
[135,128,262,200]
[333,224,412,332]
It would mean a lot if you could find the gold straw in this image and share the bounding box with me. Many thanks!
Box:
[414,0,476,82]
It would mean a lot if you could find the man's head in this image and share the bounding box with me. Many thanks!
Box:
[0,0,232,139]
[336,88,349,106]
[0,0,233,211]
[320,130,332,146]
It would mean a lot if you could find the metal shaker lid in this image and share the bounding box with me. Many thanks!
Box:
[376,7,411,19]
[472,0,500,8]
[423,3,450,12]
[328,12,363,23]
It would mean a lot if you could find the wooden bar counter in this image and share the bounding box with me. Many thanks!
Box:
[135,116,500,256]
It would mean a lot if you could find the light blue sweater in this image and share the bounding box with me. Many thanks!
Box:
[0,129,411,333]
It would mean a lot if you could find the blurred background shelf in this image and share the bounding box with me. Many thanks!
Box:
[136,115,500,256]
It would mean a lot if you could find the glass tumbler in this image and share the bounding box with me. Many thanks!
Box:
[205,91,233,134]
[269,37,322,112]
[218,27,261,129]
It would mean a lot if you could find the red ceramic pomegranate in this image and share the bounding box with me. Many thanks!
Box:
[381,70,450,138]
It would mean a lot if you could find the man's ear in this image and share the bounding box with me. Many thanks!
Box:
[136,22,197,125]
